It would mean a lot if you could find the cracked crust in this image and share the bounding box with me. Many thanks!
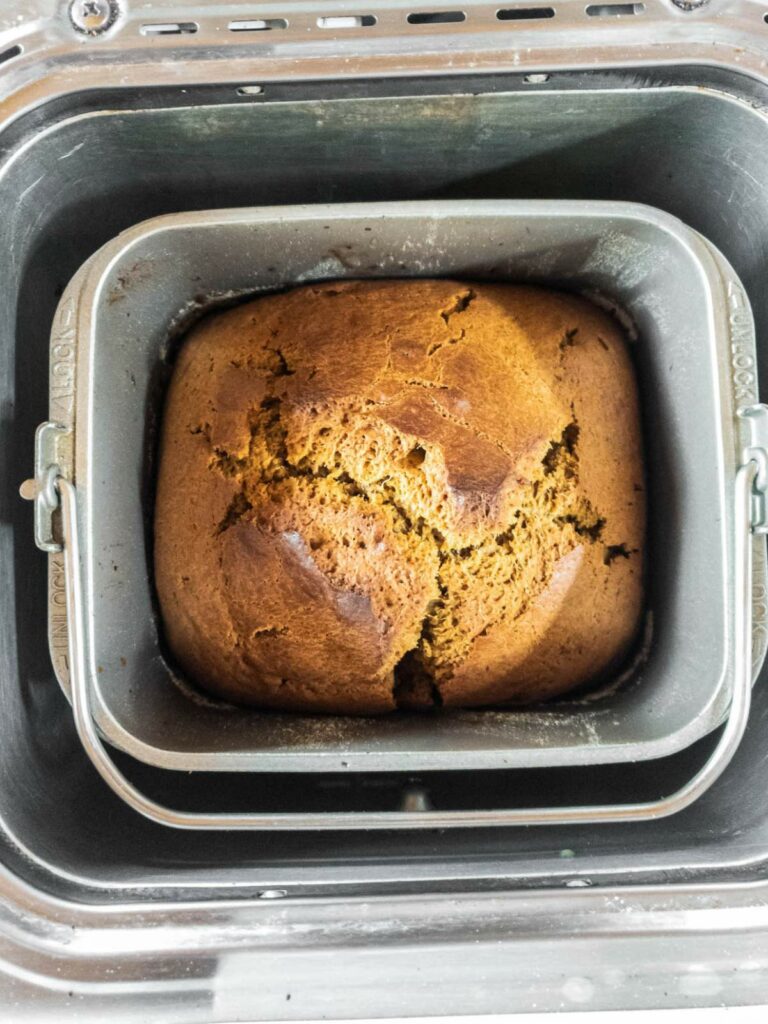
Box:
[154,279,644,712]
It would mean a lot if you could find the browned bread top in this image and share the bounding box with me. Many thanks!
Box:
[154,279,644,713]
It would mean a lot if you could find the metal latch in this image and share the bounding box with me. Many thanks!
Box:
[19,422,73,553]
[739,404,768,534]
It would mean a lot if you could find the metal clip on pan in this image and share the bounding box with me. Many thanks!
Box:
[22,404,768,830]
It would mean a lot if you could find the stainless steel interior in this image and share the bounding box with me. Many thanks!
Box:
[4,0,768,1010]
[4,72,768,901]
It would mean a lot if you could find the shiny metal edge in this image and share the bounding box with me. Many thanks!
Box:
[3,0,768,143]
[4,1,768,91]
[49,455,759,829]
[2,854,768,1016]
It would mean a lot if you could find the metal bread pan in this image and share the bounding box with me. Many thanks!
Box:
[42,199,767,772]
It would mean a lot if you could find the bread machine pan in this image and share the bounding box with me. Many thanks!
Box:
[35,200,768,772]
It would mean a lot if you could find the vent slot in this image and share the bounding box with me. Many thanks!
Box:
[407,11,467,24]
[497,7,555,19]
[317,15,377,28]
[586,3,644,14]
[228,19,288,32]
[140,22,199,36]
[0,45,22,65]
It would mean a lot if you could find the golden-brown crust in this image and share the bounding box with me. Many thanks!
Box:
[154,279,645,712]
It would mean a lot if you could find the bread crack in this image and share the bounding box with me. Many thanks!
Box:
[409,415,609,682]
[542,421,579,475]
[189,422,212,441]
[399,378,449,391]
[215,491,253,536]
[557,512,606,542]
[439,288,476,324]
[559,328,579,351]
[210,447,248,477]
[393,649,443,710]
[212,388,428,544]
[428,326,467,357]
[604,542,634,565]
[206,358,610,706]
[429,291,475,357]
[270,347,295,377]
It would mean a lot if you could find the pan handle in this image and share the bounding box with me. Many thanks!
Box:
[48,452,760,830]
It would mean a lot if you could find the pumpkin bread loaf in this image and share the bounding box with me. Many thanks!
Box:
[154,280,644,713]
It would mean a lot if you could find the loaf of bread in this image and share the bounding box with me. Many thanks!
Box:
[154,279,644,713]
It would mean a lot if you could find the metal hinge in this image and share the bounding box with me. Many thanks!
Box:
[19,422,73,553]
[739,404,768,534]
